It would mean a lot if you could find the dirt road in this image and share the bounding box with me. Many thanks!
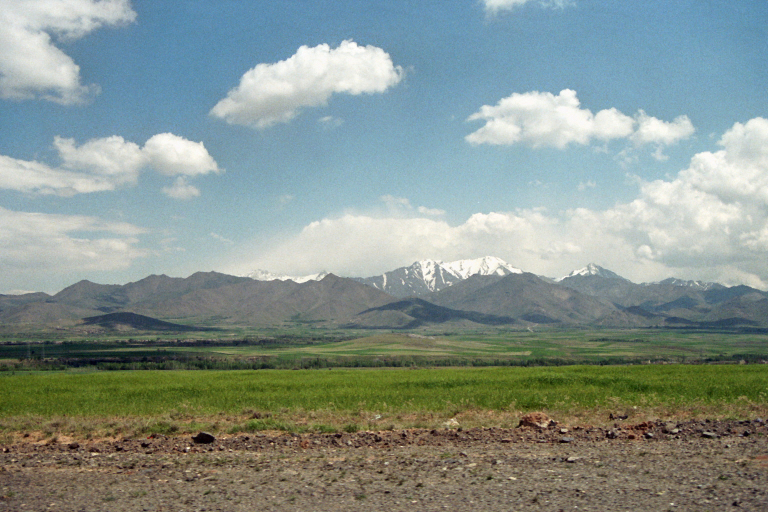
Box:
[1,418,767,511]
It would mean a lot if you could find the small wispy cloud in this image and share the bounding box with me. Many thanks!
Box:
[483,0,574,15]
[210,232,234,245]
[417,206,446,216]
[318,116,344,129]
[381,195,444,216]
[278,194,295,205]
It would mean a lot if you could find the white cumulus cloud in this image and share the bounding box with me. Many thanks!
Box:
[466,89,694,153]
[143,133,220,177]
[466,89,635,148]
[54,135,145,184]
[237,117,768,289]
[0,206,147,276]
[0,133,220,198]
[631,110,696,146]
[210,40,404,128]
[0,0,136,104]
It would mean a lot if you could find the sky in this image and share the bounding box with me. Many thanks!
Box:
[1,0,767,293]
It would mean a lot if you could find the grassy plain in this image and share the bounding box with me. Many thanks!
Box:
[1,365,766,441]
[2,329,767,369]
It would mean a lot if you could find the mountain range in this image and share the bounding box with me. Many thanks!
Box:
[1,257,766,332]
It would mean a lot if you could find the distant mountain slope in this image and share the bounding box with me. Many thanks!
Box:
[427,272,621,325]
[125,274,396,326]
[53,272,250,313]
[556,263,768,325]
[349,298,517,329]
[82,312,208,332]
[1,273,396,328]
[355,256,522,297]
[0,301,99,327]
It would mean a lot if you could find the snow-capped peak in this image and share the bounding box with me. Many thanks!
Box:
[403,257,522,292]
[442,256,523,279]
[355,256,523,296]
[245,269,329,283]
[557,263,626,282]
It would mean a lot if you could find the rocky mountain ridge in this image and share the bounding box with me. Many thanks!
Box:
[1,260,766,331]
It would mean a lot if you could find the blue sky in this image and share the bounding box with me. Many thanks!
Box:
[1,0,767,293]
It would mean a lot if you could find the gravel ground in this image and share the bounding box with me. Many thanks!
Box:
[1,418,767,511]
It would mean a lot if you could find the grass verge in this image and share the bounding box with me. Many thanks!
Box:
[1,365,766,442]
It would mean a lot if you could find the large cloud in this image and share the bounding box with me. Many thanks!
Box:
[0,206,146,275]
[240,118,768,289]
[0,0,136,104]
[210,40,404,128]
[0,133,220,197]
[466,89,694,154]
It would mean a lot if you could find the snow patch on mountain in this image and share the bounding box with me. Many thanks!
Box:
[648,278,723,291]
[246,269,329,283]
[556,263,628,282]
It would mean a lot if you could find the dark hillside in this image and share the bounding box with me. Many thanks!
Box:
[82,312,210,332]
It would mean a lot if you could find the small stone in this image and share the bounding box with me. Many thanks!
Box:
[644,432,654,439]
[518,412,553,429]
[565,456,580,463]
[68,442,80,450]
[606,430,618,439]
[192,432,216,444]
[702,431,718,439]
[560,428,569,434]
[560,437,574,443]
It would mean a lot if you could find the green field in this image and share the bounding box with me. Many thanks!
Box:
[1,365,766,440]
[3,329,767,371]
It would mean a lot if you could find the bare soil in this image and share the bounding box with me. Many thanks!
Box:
[1,418,767,511]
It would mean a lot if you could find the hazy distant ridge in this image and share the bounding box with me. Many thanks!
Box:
[1,259,766,331]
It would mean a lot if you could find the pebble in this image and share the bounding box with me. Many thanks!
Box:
[192,432,216,444]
